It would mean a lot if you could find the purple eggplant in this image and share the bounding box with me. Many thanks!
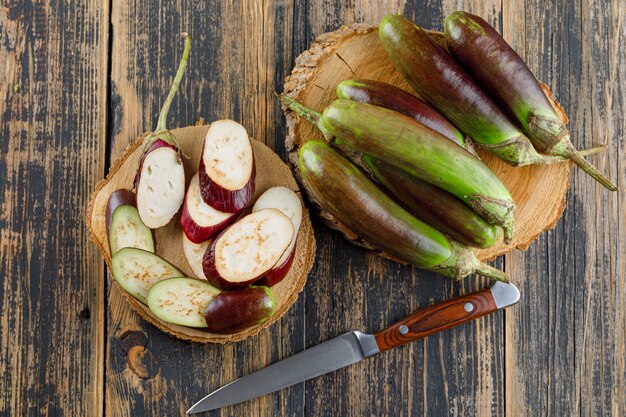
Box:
[443,11,615,190]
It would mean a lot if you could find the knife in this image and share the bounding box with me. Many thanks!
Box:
[187,281,520,414]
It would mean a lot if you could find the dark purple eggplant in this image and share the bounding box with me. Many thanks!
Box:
[378,15,565,167]
[204,286,277,333]
[443,11,616,190]
[298,140,507,281]
[336,79,466,147]
[364,157,499,248]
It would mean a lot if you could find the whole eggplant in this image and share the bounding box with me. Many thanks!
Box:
[364,157,499,249]
[378,15,565,167]
[443,11,616,191]
[336,79,466,147]
[281,95,516,242]
[298,140,507,281]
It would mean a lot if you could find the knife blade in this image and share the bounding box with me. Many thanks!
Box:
[187,281,520,414]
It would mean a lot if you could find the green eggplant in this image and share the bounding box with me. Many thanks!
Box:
[336,79,466,147]
[298,141,507,281]
[281,95,516,242]
[378,15,565,167]
[443,11,616,191]
[364,157,499,249]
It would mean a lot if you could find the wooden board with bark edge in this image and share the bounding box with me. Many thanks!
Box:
[283,24,572,263]
[87,125,316,343]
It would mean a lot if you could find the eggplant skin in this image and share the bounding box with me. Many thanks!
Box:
[204,286,276,333]
[378,15,522,145]
[202,233,265,290]
[106,189,136,232]
[365,157,499,249]
[199,156,256,213]
[336,79,466,147]
[258,246,295,287]
[443,12,561,145]
[321,99,515,241]
[299,141,452,268]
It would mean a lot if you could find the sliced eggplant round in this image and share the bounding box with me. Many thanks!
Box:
[204,286,276,333]
[147,277,221,328]
[111,247,184,304]
[182,232,210,280]
[106,189,136,230]
[109,205,155,255]
[136,140,186,229]
[202,208,294,289]
[106,189,154,255]
[252,186,303,286]
[181,173,239,243]
[199,120,255,212]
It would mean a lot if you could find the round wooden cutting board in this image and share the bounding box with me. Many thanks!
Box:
[283,24,572,262]
[87,125,316,343]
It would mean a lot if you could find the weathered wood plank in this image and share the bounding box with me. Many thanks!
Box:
[503,0,626,416]
[106,1,305,416]
[0,0,108,416]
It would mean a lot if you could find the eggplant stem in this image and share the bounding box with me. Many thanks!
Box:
[473,261,509,282]
[554,140,617,191]
[578,144,607,157]
[280,94,332,140]
[155,33,192,132]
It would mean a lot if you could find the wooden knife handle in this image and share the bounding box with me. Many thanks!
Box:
[374,288,497,353]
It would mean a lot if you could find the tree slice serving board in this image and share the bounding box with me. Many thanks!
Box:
[283,24,571,263]
[87,125,316,343]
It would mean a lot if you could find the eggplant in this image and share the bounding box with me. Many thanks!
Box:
[202,209,294,290]
[298,141,507,281]
[377,15,569,167]
[147,277,221,328]
[182,232,210,280]
[443,11,616,190]
[336,79,466,147]
[281,95,516,242]
[252,187,303,286]
[180,173,240,243]
[111,248,184,304]
[199,120,256,212]
[204,286,277,333]
[135,34,192,228]
[106,189,155,255]
[364,157,499,249]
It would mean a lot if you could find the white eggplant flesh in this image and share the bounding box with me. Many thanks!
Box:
[136,144,186,229]
[182,232,211,280]
[147,277,221,328]
[111,247,184,304]
[202,208,294,289]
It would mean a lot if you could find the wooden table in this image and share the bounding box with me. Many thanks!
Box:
[1,1,624,416]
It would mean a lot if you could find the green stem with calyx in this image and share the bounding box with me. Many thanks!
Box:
[155,33,192,132]
[280,94,332,140]
[429,242,508,282]
[551,138,617,191]
[528,113,616,191]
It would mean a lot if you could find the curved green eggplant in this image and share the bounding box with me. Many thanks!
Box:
[336,79,466,147]
[364,157,499,248]
[298,141,507,281]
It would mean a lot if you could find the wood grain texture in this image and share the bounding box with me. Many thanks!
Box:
[0,0,108,415]
[503,0,626,416]
[0,0,623,416]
